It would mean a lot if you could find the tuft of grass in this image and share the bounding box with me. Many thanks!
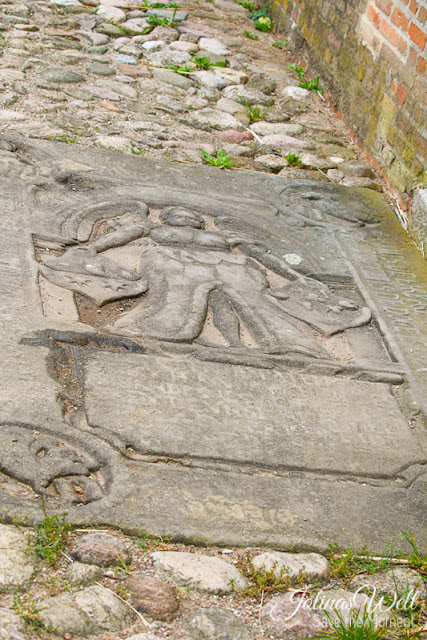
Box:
[254,16,275,31]
[315,607,389,640]
[130,146,144,155]
[240,100,271,122]
[273,39,288,49]
[32,513,72,566]
[327,543,396,585]
[200,148,233,168]
[245,30,259,39]
[11,597,49,631]
[232,552,291,600]
[300,75,323,94]
[402,530,427,576]
[284,152,304,166]
[53,133,82,144]
[289,62,306,79]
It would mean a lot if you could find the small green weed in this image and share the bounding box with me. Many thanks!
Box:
[191,55,227,70]
[300,75,323,94]
[146,8,178,27]
[284,152,304,166]
[315,607,389,640]
[193,55,212,70]
[402,530,427,575]
[200,148,233,168]
[233,552,290,600]
[130,146,144,155]
[240,100,271,122]
[273,39,288,49]
[53,133,82,144]
[11,597,49,631]
[327,543,395,585]
[238,0,256,9]
[288,62,306,79]
[245,30,259,39]
[165,63,193,75]
[117,585,130,599]
[117,554,132,574]
[0,34,6,48]
[254,16,275,31]
[248,5,269,20]
[135,530,151,551]
[33,513,72,566]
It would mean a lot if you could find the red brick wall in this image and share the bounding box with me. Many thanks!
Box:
[361,0,426,77]
[270,0,427,245]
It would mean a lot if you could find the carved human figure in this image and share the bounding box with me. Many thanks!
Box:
[38,202,371,358]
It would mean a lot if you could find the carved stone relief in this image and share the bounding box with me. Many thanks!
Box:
[34,199,381,362]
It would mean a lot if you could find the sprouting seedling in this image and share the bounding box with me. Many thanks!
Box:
[299,75,323,94]
[240,100,271,122]
[165,64,193,75]
[273,40,288,49]
[284,152,303,166]
[289,62,305,79]
[245,30,259,40]
[200,148,233,168]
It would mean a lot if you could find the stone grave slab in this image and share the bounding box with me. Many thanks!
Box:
[0,135,426,551]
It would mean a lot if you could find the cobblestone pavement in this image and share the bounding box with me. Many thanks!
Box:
[0,522,426,640]
[0,0,387,190]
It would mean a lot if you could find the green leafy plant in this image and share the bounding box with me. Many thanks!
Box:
[248,5,269,20]
[200,148,233,168]
[238,0,256,9]
[53,133,82,144]
[315,607,389,640]
[32,513,72,566]
[284,152,304,166]
[245,30,259,39]
[240,100,271,122]
[254,16,275,31]
[165,63,193,75]
[233,552,290,600]
[299,75,323,94]
[288,62,306,79]
[130,146,144,155]
[191,55,227,70]
[273,39,288,49]
[11,597,49,631]
[146,8,178,27]
[193,55,213,70]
